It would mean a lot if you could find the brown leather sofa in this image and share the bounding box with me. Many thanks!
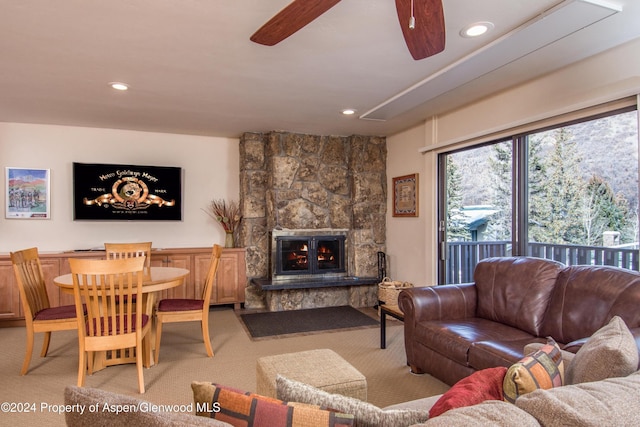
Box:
[398,256,640,386]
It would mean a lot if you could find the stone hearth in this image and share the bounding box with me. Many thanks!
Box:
[238,131,387,310]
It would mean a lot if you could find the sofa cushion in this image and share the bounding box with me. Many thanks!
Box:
[34,304,78,320]
[415,318,536,367]
[474,257,563,336]
[566,316,639,385]
[539,265,640,343]
[64,385,230,427]
[428,367,507,418]
[415,400,541,427]
[515,370,640,426]
[275,375,430,427]
[468,337,547,371]
[191,381,354,427]
[503,338,564,403]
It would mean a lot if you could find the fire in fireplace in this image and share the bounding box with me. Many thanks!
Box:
[271,229,347,279]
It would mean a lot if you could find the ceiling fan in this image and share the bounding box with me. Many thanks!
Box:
[250,0,445,60]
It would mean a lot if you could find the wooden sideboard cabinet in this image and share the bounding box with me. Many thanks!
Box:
[195,248,246,309]
[0,260,23,320]
[0,247,247,323]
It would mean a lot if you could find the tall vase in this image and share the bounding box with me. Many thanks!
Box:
[225,231,235,248]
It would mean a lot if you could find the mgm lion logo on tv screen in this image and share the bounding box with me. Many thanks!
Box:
[73,163,182,221]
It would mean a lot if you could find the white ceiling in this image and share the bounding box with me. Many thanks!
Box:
[1,0,639,138]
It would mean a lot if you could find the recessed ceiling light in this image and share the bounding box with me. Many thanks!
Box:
[341,108,356,115]
[109,82,129,91]
[460,22,494,38]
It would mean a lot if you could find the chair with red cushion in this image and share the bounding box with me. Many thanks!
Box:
[154,244,222,363]
[69,256,151,393]
[104,242,152,306]
[11,247,81,375]
[104,242,152,272]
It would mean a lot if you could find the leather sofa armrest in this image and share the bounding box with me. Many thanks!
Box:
[563,338,588,354]
[563,327,640,362]
[398,283,477,324]
[398,283,478,375]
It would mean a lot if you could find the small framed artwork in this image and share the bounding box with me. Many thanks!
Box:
[6,167,51,219]
[393,173,419,217]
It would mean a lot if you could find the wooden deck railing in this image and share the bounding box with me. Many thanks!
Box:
[446,241,639,284]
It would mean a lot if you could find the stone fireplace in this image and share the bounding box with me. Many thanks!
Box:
[271,228,348,280]
[238,131,387,310]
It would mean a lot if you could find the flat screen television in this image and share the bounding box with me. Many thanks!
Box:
[73,162,182,221]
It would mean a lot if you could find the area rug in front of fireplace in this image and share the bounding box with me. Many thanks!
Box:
[239,306,379,339]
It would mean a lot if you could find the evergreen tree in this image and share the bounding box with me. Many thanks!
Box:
[583,175,631,245]
[613,192,634,244]
[487,138,547,243]
[527,137,549,242]
[487,141,512,240]
[582,177,607,246]
[531,128,585,244]
[446,156,470,241]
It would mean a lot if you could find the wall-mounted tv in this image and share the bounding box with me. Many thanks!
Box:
[73,162,182,221]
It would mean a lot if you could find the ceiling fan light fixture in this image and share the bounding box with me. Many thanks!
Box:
[460,22,494,38]
[109,82,129,91]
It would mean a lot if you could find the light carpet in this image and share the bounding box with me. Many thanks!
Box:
[0,306,448,426]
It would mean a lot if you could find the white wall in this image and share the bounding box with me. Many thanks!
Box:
[386,38,640,286]
[0,123,240,252]
[386,122,432,286]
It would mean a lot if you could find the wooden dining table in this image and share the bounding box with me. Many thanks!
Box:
[54,266,189,369]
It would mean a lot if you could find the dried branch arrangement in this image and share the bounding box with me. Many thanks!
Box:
[203,199,242,233]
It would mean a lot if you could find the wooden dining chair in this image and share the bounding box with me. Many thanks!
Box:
[69,256,151,393]
[154,244,222,363]
[10,247,81,375]
[104,242,152,307]
[104,242,152,274]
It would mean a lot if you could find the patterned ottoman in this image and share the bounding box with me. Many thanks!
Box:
[256,349,367,401]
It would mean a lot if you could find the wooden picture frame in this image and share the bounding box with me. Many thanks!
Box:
[393,173,419,217]
[6,167,51,219]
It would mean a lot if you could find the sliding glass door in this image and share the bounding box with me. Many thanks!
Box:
[438,107,638,284]
[524,111,639,268]
[438,140,513,284]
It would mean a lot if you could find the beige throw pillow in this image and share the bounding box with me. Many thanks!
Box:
[276,375,430,427]
[64,385,227,427]
[565,316,639,385]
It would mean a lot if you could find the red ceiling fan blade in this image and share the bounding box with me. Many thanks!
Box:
[395,0,445,60]
[250,0,342,46]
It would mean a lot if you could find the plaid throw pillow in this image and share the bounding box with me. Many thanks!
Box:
[191,381,354,427]
[503,337,564,403]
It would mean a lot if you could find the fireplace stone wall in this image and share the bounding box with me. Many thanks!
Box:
[238,131,387,309]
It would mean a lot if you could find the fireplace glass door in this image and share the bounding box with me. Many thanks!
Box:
[276,235,345,276]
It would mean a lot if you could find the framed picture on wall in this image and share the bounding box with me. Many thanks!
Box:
[5,167,51,219]
[393,173,419,217]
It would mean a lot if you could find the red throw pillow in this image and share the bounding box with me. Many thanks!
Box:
[429,367,508,418]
